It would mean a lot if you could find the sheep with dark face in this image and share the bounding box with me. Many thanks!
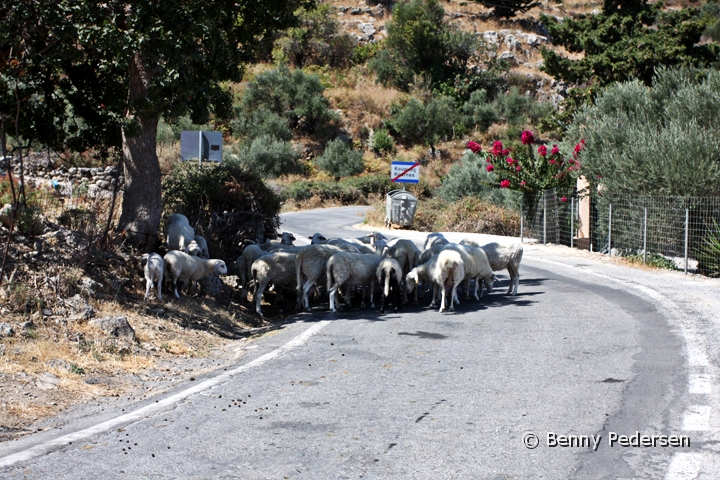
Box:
[251,252,297,317]
[383,238,420,304]
[376,257,403,313]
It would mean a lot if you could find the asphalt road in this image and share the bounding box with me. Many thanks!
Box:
[2,206,719,479]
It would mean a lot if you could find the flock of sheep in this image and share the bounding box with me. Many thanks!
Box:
[141,213,524,317]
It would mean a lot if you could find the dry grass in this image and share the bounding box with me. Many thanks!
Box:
[366,196,521,237]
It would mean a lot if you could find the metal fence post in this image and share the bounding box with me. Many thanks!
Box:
[608,204,612,256]
[520,196,524,243]
[685,208,689,274]
[543,194,547,245]
[570,196,574,248]
[643,207,647,264]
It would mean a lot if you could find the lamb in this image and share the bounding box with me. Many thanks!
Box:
[141,252,163,301]
[405,250,465,312]
[163,250,227,299]
[383,239,421,304]
[376,257,403,313]
[442,243,494,301]
[193,235,210,259]
[251,252,297,316]
[326,251,383,312]
[475,241,524,295]
[165,213,196,253]
[423,232,449,250]
[295,244,353,312]
[234,244,268,301]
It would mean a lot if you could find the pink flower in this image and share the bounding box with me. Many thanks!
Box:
[551,144,560,156]
[506,157,515,165]
[537,145,547,157]
[491,140,503,156]
[486,164,494,172]
[500,179,511,189]
[520,181,527,186]
[521,130,535,145]
[560,196,568,203]
[574,139,585,155]
[516,165,521,171]
[467,141,482,154]
[549,159,556,165]
[501,149,510,156]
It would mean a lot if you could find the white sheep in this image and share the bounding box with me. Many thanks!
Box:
[141,252,163,301]
[193,235,210,259]
[419,242,446,265]
[251,252,297,316]
[326,251,382,313]
[376,257,403,313]
[383,238,421,304]
[423,232,449,250]
[258,232,296,251]
[308,232,327,244]
[165,213,196,253]
[405,250,464,312]
[163,250,228,299]
[442,243,494,301]
[295,244,358,312]
[325,237,376,254]
[477,241,524,295]
[234,244,268,301]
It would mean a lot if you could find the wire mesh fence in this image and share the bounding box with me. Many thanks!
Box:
[521,190,720,277]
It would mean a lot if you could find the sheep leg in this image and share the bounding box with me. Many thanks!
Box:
[157,271,163,302]
[508,266,519,295]
[439,286,447,313]
[463,278,471,300]
[301,280,315,312]
[449,283,459,312]
[369,279,375,309]
[472,275,480,301]
[255,280,268,316]
[145,278,152,301]
[429,284,438,308]
[329,284,338,313]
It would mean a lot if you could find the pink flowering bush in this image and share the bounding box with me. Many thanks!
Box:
[466,130,582,196]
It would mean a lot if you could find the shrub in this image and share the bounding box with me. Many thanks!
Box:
[392,96,457,156]
[461,89,500,132]
[697,220,720,277]
[369,129,396,157]
[272,4,357,68]
[437,151,520,209]
[314,139,365,179]
[565,67,720,197]
[369,0,481,90]
[282,174,393,205]
[162,161,281,259]
[235,66,337,136]
[230,108,293,143]
[227,135,301,179]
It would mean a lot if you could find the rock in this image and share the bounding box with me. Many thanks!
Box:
[0,344,5,356]
[21,320,34,331]
[0,204,14,229]
[78,277,102,296]
[482,31,499,45]
[360,23,376,35]
[198,272,225,298]
[65,294,95,322]
[350,7,362,14]
[0,323,14,337]
[36,372,61,390]
[46,358,72,373]
[504,34,520,50]
[90,315,136,341]
[498,51,517,64]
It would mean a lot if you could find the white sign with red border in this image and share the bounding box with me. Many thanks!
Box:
[391,161,420,183]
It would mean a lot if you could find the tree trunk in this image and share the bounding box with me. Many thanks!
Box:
[117,53,162,250]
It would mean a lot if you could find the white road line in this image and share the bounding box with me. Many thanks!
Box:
[529,257,714,480]
[682,405,712,431]
[0,320,330,468]
[666,452,705,480]
[689,374,712,395]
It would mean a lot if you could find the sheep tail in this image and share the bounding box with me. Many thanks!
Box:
[383,272,390,298]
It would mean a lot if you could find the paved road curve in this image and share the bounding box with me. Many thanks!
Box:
[2,206,718,479]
